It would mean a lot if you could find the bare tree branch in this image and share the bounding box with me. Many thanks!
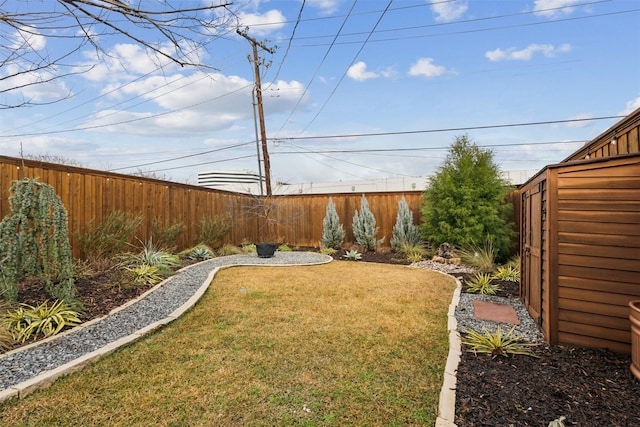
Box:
[0,0,235,108]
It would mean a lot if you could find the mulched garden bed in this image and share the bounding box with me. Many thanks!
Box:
[454,274,640,427]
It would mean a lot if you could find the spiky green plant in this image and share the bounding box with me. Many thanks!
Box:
[493,264,520,282]
[2,300,82,343]
[466,272,501,295]
[189,246,213,260]
[462,326,538,358]
[134,238,180,269]
[343,250,362,261]
[321,198,346,250]
[125,264,163,285]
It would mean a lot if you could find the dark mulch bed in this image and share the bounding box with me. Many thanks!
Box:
[454,274,640,427]
[6,250,640,426]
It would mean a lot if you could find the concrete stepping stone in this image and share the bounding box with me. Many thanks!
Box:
[472,300,520,325]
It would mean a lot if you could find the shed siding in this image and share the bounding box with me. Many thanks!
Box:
[555,158,640,352]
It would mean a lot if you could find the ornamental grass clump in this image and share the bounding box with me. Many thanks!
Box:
[462,326,538,358]
[79,210,142,262]
[0,178,76,303]
[458,237,496,273]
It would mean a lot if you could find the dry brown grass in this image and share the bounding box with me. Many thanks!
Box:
[0,262,456,426]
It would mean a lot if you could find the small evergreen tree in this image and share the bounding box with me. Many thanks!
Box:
[352,195,383,251]
[390,197,421,253]
[321,198,345,250]
[419,135,514,262]
[0,178,76,302]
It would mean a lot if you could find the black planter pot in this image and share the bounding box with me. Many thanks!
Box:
[256,243,277,258]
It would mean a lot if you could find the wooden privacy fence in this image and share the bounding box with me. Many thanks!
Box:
[0,156,520,258]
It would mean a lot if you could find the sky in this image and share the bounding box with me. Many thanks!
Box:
[1,0,639,188]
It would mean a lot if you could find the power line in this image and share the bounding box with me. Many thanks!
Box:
[108,141,254,171]
[271,115,625,141]
[273,140,587,154]
[285,0,611,42]
[292,8,639,47]
[274,0,360,136]
[298,0,393,133]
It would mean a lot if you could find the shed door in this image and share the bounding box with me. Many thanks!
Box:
[522,184,542,324]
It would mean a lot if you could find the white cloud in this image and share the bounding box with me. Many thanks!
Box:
[347,62,379,82]
[79,70,307,136]
[11,27,46,51]
[430,0,468,22]
[0,64,70,102]
[237,9,287,36]
[485,43,571,61]
[305,0,341,15]
[564,113,594,128]
[533,0,584,18]
[621,97,640,115]
[408,58,446,78]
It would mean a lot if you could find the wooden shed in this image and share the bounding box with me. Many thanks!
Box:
[520,108,640,353]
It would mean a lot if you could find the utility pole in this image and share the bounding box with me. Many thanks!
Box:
[238,29,275,196]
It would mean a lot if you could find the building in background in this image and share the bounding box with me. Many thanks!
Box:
[198,169,538,195]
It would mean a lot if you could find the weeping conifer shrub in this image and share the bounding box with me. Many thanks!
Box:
[352,195,384,251]
[0,178,76,303]
[321,198,345,250]
[390,197,421,253]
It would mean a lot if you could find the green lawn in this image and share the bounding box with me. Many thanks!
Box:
[0,262,456,426]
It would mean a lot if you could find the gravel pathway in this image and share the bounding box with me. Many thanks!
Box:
[0,252,330,394]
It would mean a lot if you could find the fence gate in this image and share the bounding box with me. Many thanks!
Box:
[522,183,543,325]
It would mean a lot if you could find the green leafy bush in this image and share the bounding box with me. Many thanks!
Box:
[197,214,232,249]
[321,198,345,250]
[466,273,500,295]
[390,197,421,253]
[2,300,82,343]
[352,195,383,251]
[420,135,514,262]
[79,210,142,261]
[343,250,362,261]
[0,178,76,302]
[462,326,538,358]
